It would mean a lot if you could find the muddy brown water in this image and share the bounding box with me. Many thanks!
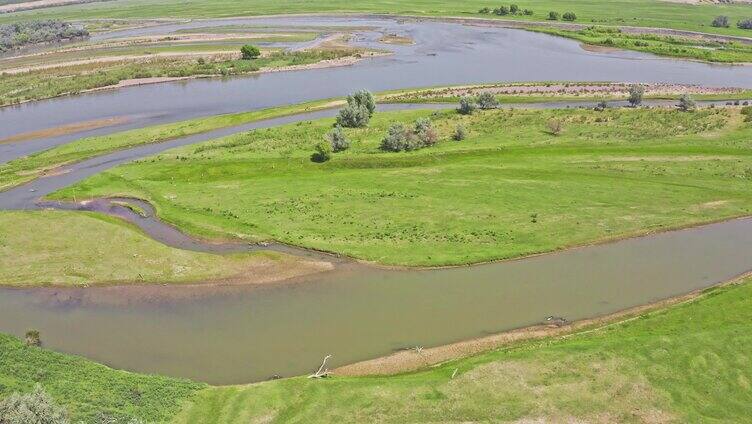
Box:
[1,216,752,384]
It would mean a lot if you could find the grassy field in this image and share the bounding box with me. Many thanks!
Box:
[3,0,752,38]
[0,99,337,191]
[50,105,752,266]
[0,48,357,106]
[0,210,311,286]
[2,275,751,422]
[533,26,752,63]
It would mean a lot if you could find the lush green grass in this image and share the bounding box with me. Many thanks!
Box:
[51,106,752,266]
[0,332,204,423]
[173,279,752,423]
[3,275,751,422]
[0,99,336,192]
[0,210,303,286]
[0,49,355,106]
[3,0,752,38]
[534,26,752,63]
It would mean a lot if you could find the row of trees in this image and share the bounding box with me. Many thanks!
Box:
[478,5,533,16]
[0,20,88,52]
[711,16,752,29]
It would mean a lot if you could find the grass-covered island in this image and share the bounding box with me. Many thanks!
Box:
[49,98,752,266]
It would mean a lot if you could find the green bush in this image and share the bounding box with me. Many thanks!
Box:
[0,384,69,424]
[628,84,644,107]
[326,125,350,152]
[453,125,468,141]
[677,94,697,112]
[563,12,577,21]
[548,11,560,20]
[240,44,260,60]
[712,16,729,28]
[477,92,499,110]
[494,6,509,15]
[311,142,332,163]
[458,96,477,115]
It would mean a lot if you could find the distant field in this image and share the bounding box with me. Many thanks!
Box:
[51,105,752,266]
[2,0,752,37]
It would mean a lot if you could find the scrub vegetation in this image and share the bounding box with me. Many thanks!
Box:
[0,19,87,52]
[0,210,308,287]
[0,48,357,106]
[50,105,752,266]
[534,26,752,63]
[2,275,751,422]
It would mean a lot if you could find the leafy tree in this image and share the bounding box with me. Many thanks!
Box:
[311,142,332,162]
[477,92,499,109]
[346,90,376,118]
[711,16,729,28]
[453,125,468,141]
[628,84,644,107]
[0,384,69,424]
[336,104,370,128]
[240,44,260,60]
[548,11,560,20]
[509,4,519,14]
[326,125,349,152]
[677,94,696,112]
[562,12,577,21]
[458,96,477,115]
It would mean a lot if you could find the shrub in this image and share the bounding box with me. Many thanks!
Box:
[311,142,332,162]
[453,125,467,141]
[628,84,644,107]
[458,96,477,115]
[0,384,69,424]
[523,9,534,15]
[414,117,438,146]
[741,106,752,122]
[381,123,411,152]
[478,7,491,13]
[594,100,608,111]
[548,11,560,20]
[336,104,370,128]
[712,16,729,28]
[326,125,349,152]
[547,119,564,135]
[494,6,510,15]
[240,44,260,60]
[477,92,499,109]
[677,94,696,112]
[510,4,519,14]
[25,329,41,347]
[563,12,577,21]
[738,19,752,30]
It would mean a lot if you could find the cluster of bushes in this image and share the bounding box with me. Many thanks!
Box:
[380,117,438,152]
[742,106,752,122]
[312,90,375,162]
[458,92,500,115]
[0,20,88,52]
[478,4,533,16]
[548,11,577,21]
[711,15,752,30]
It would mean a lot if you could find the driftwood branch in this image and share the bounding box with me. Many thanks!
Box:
[308,355,332,378]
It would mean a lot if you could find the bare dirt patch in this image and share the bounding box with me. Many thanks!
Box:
[0,116,129,144]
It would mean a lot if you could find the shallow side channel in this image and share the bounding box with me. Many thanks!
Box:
[1,217,751,384]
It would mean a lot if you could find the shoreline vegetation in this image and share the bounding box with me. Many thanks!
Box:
[1,273,750,422]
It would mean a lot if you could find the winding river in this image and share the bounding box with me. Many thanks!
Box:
[2,15,752,385]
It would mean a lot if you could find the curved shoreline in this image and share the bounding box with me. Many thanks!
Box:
[333,271,751,377]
